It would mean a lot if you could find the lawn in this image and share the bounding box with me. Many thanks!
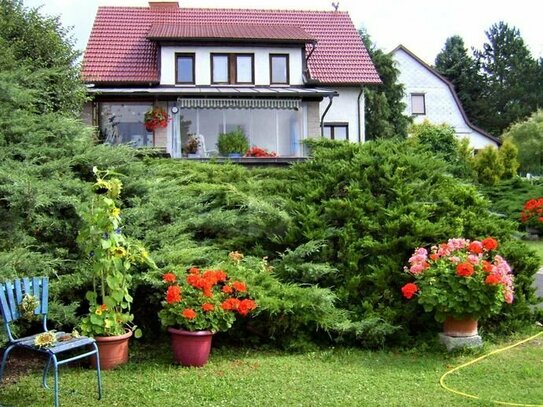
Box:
[523,239,543,267]
[1,331,542,407]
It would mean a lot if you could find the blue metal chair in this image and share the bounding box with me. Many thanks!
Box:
[0,277,102,407]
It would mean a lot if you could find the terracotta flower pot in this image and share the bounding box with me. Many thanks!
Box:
[443,316,478,337]
[90,330,133,370]
[168,327,213,367]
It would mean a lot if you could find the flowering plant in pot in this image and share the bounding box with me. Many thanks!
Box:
[401,237,514,336]
[520,198,543,233]
[245,146,277,158]
[144,106,170,131]
[77,168,156,368]
[158,261,257,366]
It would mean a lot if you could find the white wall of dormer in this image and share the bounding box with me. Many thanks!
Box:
[160,46,304,86]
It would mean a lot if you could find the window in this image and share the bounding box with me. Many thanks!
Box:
[270,54,289,84]
[211,53,254,84]
[411,94,426,115]
[323,123,348,141]
[175,53,195,84]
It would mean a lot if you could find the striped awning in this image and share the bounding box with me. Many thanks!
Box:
[176,98,300,110]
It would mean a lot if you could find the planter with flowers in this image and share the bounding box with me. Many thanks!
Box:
[144,106,170,132]
[401,237,514,339]
[520,198,543,238]
[245,146,277,158]
[78,168,156,369]
[159,265,257,367]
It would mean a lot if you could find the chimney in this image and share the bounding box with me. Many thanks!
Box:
[149,1,179,8]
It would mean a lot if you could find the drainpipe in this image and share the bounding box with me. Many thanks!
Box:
[357,86,364,143]
[320,95,336,137]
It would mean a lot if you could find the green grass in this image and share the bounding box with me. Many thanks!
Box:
[1,331,543,407]
[523,239,543,267]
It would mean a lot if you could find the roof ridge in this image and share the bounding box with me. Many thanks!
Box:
[97,6,349,14]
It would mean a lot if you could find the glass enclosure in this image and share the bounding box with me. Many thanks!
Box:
[98,103,153,146]
[171,105,304,157]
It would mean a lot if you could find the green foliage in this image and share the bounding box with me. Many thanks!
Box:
[474,21,541,136]
[359,28,411,140]
[498,138,520,179]
[472,146,504,186]
[217,127,249,155]
[281,139,536,346]
[408,120,473,178]
[503,109,543,175]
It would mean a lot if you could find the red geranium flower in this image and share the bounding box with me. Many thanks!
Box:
[182,308,197,319]
[482,237,498,251]
[166,285,181,304]
[456,262,474,277]
[468,241,483,254]
[202,303,215,312]
[401,283,419,299]
[238,299,257,316]
[481,260,494,273]
[188,267,200,275]
[162,272,176,283]
[485,274,501,285]
[231,281,247,292]
[221,298,241,311]
[222,285,233,294]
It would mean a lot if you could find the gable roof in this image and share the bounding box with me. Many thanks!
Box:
[391,44,500,145]
[83,6,381,86]
[147,23,315,43]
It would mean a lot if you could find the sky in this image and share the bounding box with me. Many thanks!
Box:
[22,0,543,65]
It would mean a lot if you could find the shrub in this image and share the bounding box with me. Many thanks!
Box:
[472,146,504,185]
[217,127,249,155]
[503,109,543,175]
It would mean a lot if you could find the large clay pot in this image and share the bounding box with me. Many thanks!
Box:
[90,330,133,370]
[168,328,213,367]
[443,316,478,337]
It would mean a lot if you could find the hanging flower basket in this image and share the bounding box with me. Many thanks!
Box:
[144,106,170,132]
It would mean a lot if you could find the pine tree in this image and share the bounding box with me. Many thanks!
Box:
[474,22,540,136]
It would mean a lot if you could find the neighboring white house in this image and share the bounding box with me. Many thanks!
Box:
[391,45,500,149]
[82,1,381,158]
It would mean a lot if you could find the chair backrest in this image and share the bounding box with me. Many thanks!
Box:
[0,277,49,340]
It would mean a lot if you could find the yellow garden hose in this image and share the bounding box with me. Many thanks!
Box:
[440,330,543,406]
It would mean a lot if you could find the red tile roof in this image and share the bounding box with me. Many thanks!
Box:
[83,7,381,85]
[147,23,315,43]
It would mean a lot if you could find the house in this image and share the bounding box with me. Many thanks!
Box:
[82,1,381,158]
[391,45,500,149]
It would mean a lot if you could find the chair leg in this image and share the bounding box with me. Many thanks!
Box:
[43,355,52,389]
[93,342,103,400]
[0,343,16,382]
[52,355,59,407]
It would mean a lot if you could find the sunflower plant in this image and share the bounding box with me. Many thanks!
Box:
[401,237,514,322]
[78,168,155,337]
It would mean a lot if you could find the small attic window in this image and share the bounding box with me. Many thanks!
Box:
[411,94,426,115]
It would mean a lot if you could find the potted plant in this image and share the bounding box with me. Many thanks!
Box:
[217,127,249,158]
[520,198,543,237]
[401,237,514,337]
[245,146,277,158]
[78,168,156,369]
[158,258,257,367]
[144,106,170,132]
[183,134,199,158]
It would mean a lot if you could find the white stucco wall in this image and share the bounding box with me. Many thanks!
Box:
[160,46,304,86]
[319,87,364,142]
[393,48,498,149]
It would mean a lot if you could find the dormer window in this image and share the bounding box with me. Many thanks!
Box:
[270,54,289,84]
[176,53,195,84]
[211,53,254,85]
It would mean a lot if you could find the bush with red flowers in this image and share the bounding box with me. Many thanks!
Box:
[520,198,543,232]
[400,237,514,322]
[245,146,277,158]
[144,106,170,131]
[158,266,257,332]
